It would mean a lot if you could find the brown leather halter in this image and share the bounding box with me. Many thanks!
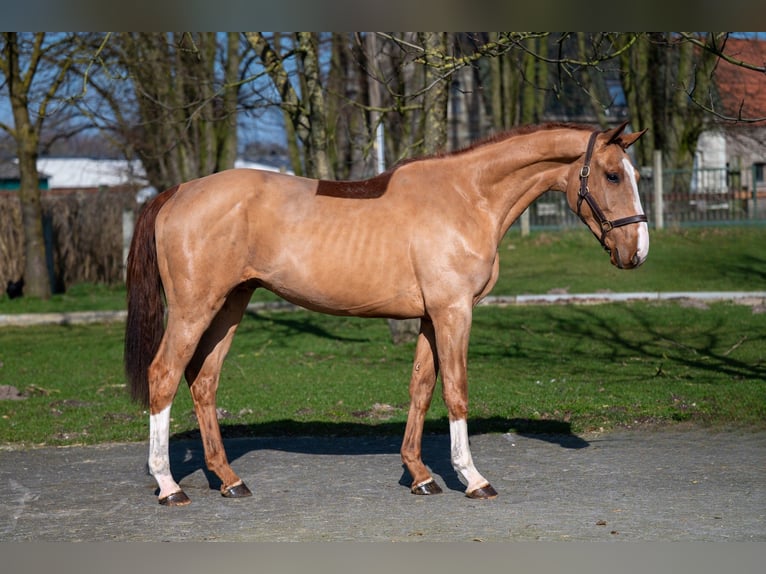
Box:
[577,130,648,250]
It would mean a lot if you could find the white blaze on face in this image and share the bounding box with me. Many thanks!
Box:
[622,157,649,262]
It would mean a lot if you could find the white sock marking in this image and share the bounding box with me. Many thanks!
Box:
[149,405,182,498]
[449,418,490,494]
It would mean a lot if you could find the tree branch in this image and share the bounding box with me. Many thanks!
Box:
[678,32,766,73]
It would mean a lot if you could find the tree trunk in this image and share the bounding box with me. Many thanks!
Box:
[217,32,240,170]
[420,32,449,154]
[488,32,518,131]
[488,33,504,131]
[114,32,241,191]
[16,142,50,299]
[520,44,538,125]
[247,32,333,180]
[298,32,332,179]
[329,33,371,180]
[619,34,654,165]
[2,33,51,299]
[271,32,304,177]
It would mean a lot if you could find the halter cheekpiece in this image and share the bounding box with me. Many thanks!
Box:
[576,130,648,251]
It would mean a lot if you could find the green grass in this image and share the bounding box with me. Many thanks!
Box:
[0,282,127,314]
[0,225,764,447]
[495,226,766,294]
[1,301,764,447]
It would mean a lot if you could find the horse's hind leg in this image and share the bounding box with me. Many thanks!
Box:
[401,319,443,495]
[147,315,214,506]
[184,284,254,499]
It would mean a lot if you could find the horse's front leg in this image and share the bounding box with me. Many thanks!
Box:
[401,319,443,494]
[434,305,497,499]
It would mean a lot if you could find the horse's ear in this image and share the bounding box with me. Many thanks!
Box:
[605,120,630,143]
[616,128,647,150]
[605,121,647,150]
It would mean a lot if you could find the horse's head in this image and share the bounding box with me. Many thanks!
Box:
[567,121,649,270]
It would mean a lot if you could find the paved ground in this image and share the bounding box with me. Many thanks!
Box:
[1,426,764,542]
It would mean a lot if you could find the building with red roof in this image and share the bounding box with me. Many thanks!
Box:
[710,36,766,195]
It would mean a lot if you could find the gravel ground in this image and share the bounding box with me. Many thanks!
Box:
[1,426,764,542]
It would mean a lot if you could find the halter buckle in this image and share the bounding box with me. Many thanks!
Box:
[601,220,614,232]
[580,165,590,179]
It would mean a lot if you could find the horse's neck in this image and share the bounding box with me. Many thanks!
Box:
[460,128,590,238]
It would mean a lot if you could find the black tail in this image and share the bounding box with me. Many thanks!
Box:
[124,185,181,407]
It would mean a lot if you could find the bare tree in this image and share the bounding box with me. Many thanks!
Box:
[246,32,333,179]
[616,32,721,171]
[419,32,450,153]
[678,32,766,124]
[0,33,82,298]
[81,32,242,193]
[327,33,376,179]
[478,32,726,170]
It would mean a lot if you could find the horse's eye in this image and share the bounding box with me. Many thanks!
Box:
[606,172,620,184]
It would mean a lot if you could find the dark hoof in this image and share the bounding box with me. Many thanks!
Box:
[222,482,252,498]
[466,484,498,499]
[411,479,443,495]
[159,490,191,506]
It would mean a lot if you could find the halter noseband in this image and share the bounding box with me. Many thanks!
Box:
[577,130,648,250]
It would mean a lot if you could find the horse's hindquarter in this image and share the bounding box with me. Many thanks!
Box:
[154,173,257,309]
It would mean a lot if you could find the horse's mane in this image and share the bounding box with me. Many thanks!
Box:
[444,122,595,158]
[393,122,596,168]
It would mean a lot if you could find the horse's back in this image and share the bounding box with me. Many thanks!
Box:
[163,169,312,208]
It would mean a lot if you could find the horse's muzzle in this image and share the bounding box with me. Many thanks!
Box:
[612,248,646,270]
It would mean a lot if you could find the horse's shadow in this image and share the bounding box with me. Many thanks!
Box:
[166,417,589,495]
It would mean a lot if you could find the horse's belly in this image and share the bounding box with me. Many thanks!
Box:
[256,254,424,319]
[262,272,423,319]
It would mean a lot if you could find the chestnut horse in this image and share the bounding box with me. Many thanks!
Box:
[125,121,648,505]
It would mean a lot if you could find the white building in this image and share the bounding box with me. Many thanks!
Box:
[35,157,289,202]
